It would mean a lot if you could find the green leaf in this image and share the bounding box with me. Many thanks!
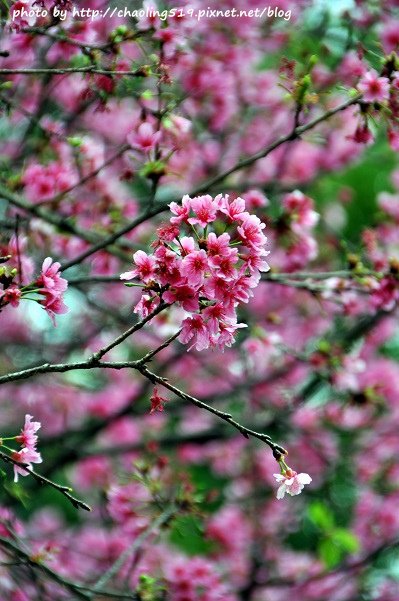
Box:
[380,335,399,363]
[319,538,342,568]
[68,54,91,68]
[169,515,214,556]
[332,528,360,553]
[308,501,334,530]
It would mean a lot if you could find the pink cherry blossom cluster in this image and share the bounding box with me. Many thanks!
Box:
[22,162,76,204]
[8,414,42,482]
[0,256,68,325]
[271,190,319,272]
[36,257,69,323]
[121,193,269,351]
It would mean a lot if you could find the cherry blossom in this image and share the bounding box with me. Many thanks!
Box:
[273,470,312,500]
[122,193,269,351]
[358,70,390,103]
[127,122,162,152]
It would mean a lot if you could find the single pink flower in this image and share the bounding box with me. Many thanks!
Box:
[358,70,390,103]
[134,294,160,318]
[163,284,199,312]
[120,250,156,283]
[181,250,208,286]
[209,249,238,280]
[179,314,211,351]
[169,195,191,225]
[213,321,247,350]
[350,123,374,145]
[243,189,269,209]
[12,447,42,483]
[127,122,161,152]
[206,232,231,258]
[188,195,218,228]
[219,195,247,221]
[37,258,69,325]
[237,214,267,250]
[15,415,41,451]
[273,470,312,499]
[38,257,68,295]
[1,285,21,308]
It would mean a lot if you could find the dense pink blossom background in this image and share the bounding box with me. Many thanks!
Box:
[1,0,399,599]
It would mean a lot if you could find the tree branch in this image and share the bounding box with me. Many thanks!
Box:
[61,94,362,268]
[136,364,287,456]
[0,68,147,76]
[0,535,141,599]
[0,451,90,511]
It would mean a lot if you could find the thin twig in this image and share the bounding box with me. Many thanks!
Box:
[89,504,176,596]
[136,364,287,456]
[0,451,91,511]
[0,67,146,76]
[61,94,362,269]
[0,535,140,599]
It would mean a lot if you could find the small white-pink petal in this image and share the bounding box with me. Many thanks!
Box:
[120,271,136,280]
[276,483,287,500]
[297,473,312,484]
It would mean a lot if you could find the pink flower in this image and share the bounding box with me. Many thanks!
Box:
[37,258,69,324]
[120,250,156,283]
[15,415,41,451]
[208,250,238,280]
[40,294,69,325]
[273,470,312,499]
[371,275,399,311]
[381,20,399,54]
[134,293,160,318]
[136,0,162,30]
[12,447,42,482]
[9,0,39,29]
[179,314,211,351]
[243,189,269,210]
[163,284,199,312]
[358,70,390,103]
[38,258,67,295]
[169,195,191,225]
[350,123,374,145]
[188,195,218,228]
[283,190,319,231]
[127,122,161,152]
[1,285,21,308]
[206,232,231,258]
[388,128,399,152]
[237,214,267,250]
[181,250,208,285]
[156,222,180,243]
[213,321,247,350]
[219,195,247,221]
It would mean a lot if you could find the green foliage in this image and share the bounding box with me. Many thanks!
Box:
[310,138,397,243]
[380,335,399,362]
[308,500,334,530]
[137,573,165,601]
[169,514,214,556]
[308,500,359,568]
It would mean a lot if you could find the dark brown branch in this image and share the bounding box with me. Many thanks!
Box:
[0,451,90,512]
